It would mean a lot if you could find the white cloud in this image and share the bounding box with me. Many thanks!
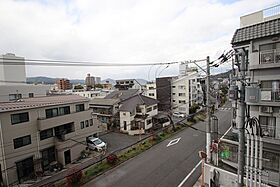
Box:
[0,0,278,80]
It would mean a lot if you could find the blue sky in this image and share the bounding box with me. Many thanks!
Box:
[0,0,279,80]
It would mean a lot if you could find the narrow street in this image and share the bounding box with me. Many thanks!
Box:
[84,102,232,187]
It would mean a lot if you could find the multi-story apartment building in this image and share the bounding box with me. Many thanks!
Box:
[204,5,280,187]
[156,77,172,112]
[171,76,190,115]
[115,79,144,91]
[56,78,72,90]
[0,95,101,185]
[85,73,95,90]
[144,82,157,99]
[119,94,158,135]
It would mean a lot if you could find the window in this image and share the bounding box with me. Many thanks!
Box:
[147,119,152,125]
[178,93,186,97]
[46,108,58,118]
[28,93,34,98]
[173,100,176,102]
[40,129,53,140]
[59,106,70,115]
[90,119,93,126]
[41,147,56,171]
[172,93,176,95]
[76,104,85,112]
[153,105,158,110]
[14,135,31,149]
[259,116,276,137]
[179,85,186,89]
[149,93,155,96]
[9,94,22,101]
[263,151,279,172]
[123,112,126,116]
[11,112,29,125]
[80,121,85,129]
[16,157,34,183]
[260,42,280,64]
[172,86,176,88]
[148,87,154,90]
[179,100,186,104]
[85,120,89,127]
[147,107,152,113]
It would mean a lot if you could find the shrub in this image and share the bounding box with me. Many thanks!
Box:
[66,169,83,187]
[106,153,118,165]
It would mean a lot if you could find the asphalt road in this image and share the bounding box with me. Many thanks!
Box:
[84,102,232,187]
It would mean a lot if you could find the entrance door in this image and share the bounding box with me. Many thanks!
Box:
[64,150,71,165]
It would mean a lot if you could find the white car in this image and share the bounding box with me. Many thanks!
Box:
[173,112,185,118]
[87,137,107,151]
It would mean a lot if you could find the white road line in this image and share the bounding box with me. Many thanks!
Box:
[177,160,202,187]
[167,137,181,147]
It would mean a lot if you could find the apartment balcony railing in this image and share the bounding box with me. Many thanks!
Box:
[260,89,280,102]
[261,125,276,138]
[260,49,280,64]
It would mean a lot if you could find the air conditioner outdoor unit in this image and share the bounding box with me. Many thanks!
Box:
[260,106,273,113]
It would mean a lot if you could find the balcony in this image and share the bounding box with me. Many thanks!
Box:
[260,49,280,65]
[260,89,280,102]
[38,110,92,130]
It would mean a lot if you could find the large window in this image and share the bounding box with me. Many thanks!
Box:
[14,135,31,149]
[11,112,29,125]
[76,104,85,112]
[178,93,186,97]
[147,107,152,113]
[259,42,280,64]
[41,147,56,171]
[259,116,276,137]
[263,151,279,172]
[9,94,22,101]
[46,106,70,118]
[40,129,54,140]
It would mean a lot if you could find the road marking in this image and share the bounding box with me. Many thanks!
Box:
[177,160,202,187]
[167,137,181,147]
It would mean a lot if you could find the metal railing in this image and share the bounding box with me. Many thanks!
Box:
[260,49,280,64]
[263,4,280,18]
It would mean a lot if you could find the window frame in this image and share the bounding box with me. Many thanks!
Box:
[11,112,29,125]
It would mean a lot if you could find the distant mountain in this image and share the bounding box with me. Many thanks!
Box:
[26,76,84,84]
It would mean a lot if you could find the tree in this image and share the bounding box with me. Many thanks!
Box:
[74,85,84,89]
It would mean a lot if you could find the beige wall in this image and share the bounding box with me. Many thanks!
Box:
[0,101,101,185]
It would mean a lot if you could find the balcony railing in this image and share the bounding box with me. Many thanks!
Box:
[260,89,280,102]
[260,49,280,64]
[261,125,276,138]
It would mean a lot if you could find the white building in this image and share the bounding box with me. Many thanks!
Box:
[143,82,157,99]
[115,79,144,91]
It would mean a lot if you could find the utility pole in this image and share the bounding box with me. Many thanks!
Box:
[206,56,211,163]
[237,50,246,187]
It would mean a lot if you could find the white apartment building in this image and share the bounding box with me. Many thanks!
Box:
[143,82,157,99]
[171,76,190,115]
[115,79,144,91]
[0,95,101,185]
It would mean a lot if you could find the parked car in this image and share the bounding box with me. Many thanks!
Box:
[87,137,107,151]
[172,112,185,118]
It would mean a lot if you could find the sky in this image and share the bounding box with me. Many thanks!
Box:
[0,0,279,81]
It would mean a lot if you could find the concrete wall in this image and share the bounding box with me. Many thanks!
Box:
[0,101,100,185]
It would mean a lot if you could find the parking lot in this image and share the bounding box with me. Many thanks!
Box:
[99,132,148,152]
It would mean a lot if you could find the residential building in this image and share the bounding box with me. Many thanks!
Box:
[56,79,72,90]
[71,89,113,99]
[156,77,172,112]
[0,53,26,85]
[204,5,280,187]
[0,95,101,185]
[85,73,95,90]
[95,77,101,84]
[119,94,158,135]
[115,79,144,91]
[171,76,190,115]
[101,82,113,90]
[90,98,120,130]
[144,82,157,99]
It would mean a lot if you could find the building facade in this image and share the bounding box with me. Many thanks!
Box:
[56,79,72,90]
[85,73,95,90]
[0,95,101,185]
[115,79,144,91]
[144,82,157,99]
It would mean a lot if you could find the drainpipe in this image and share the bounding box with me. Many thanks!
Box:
[0,120,9,186]
[259,137,263,187]
[254,136,258,187]
[250,135,254,187]
[246,133,250,187]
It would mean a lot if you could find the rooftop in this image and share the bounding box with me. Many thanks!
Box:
[104,89,139,101]
[0,95,89,113]
[119,94,158,112]
[232,17,280,45]
[89,98,119,106]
